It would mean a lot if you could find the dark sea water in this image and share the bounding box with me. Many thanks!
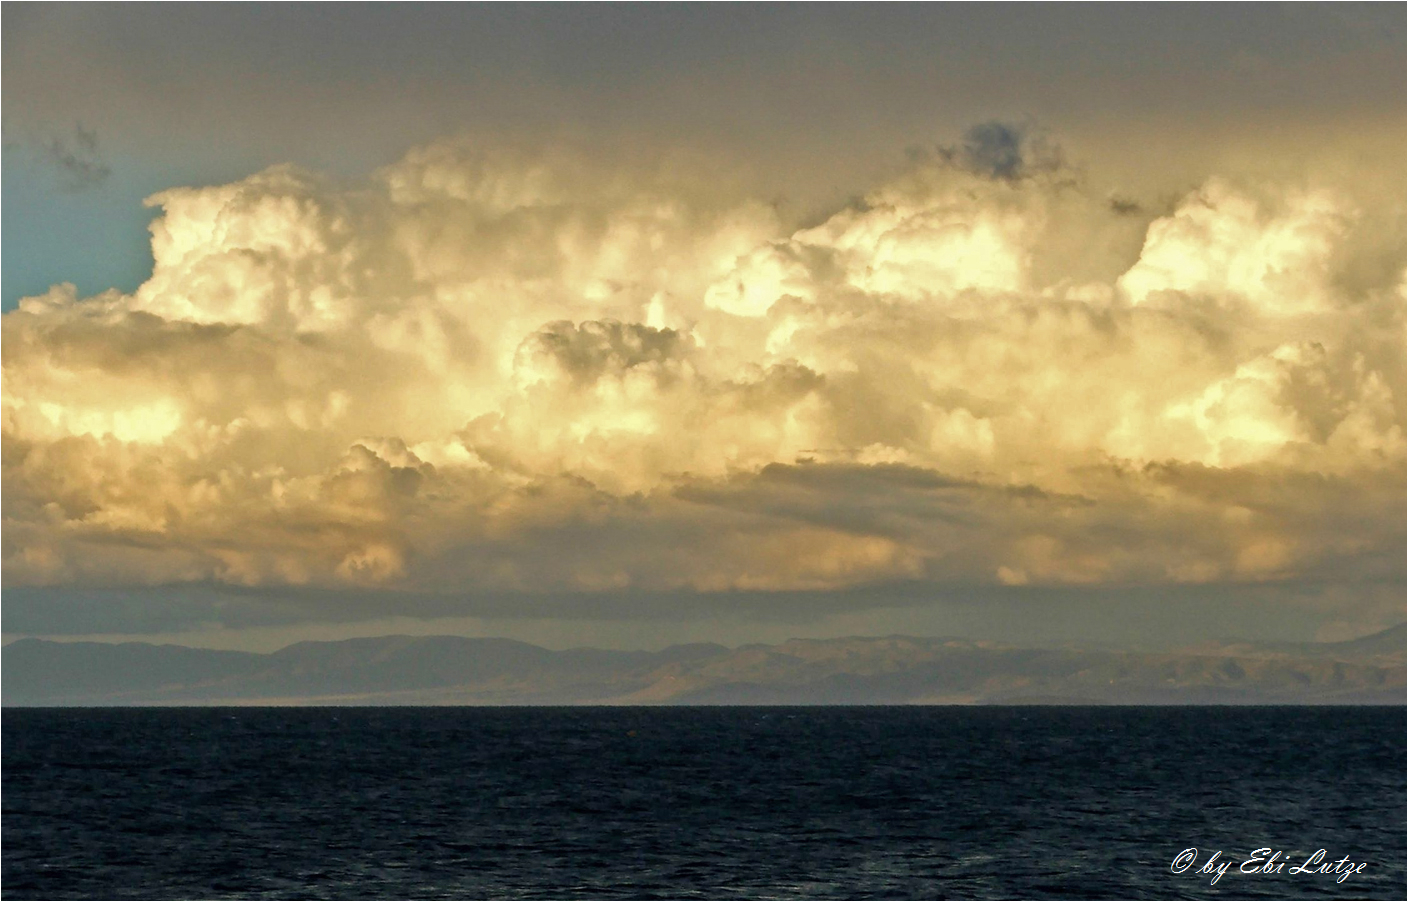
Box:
[3,707,1403,900]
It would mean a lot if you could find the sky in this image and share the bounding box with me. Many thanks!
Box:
[2,4,1404,652]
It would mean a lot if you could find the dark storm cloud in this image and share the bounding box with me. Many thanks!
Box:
[938,122,1064,183]
[42,123,111,192]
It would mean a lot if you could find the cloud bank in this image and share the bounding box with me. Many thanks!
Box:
[3,126,1403,634]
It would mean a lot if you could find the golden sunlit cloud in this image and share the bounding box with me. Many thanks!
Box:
[2,128,1403,630]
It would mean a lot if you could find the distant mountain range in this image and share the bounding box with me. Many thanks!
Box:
[3,625,1403,706]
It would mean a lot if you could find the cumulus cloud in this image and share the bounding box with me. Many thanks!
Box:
[2,129,1403,634]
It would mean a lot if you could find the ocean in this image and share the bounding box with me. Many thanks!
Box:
[3,706,1403,899]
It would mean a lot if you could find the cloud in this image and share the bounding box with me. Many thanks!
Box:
[41,123,111,192]
[2,130,1403,636]
[936,121,1063,183]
